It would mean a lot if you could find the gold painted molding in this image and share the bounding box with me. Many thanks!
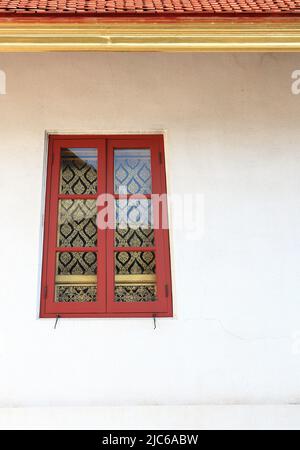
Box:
[55,274,156,284]
[115,274,156,285]
[1,17,300,52]
[55,275,97,284]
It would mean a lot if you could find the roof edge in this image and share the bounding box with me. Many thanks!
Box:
[1,11,300,19]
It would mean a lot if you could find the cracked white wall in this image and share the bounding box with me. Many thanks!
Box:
[0,52,300,406]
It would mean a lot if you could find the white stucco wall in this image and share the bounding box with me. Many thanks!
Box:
[0,52,300,409]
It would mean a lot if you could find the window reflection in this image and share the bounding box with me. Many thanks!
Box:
[114,149,152,194]
[60,148,97,195]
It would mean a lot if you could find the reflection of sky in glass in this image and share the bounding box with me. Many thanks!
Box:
[114,149,152,194]
[63,148,97,169]
[116,199,153,229]
[60,148,98,195]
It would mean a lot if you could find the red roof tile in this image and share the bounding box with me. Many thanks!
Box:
[0,0,300,15]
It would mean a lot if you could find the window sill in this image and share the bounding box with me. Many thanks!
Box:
[40,311,173,319]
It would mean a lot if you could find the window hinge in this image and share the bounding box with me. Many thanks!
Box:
[165,284,169,297]
[44,286,48,299]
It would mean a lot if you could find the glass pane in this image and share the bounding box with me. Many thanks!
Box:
[114,149,152,194]
[57,252,97,275]
[58,199,97,247]
[55,252,97,303]
[114,252,157,303]
[115,199,154,247]
[56,285,96,303]
[115,251,155,275]
[115,285,157,303]
[60,148,97,195]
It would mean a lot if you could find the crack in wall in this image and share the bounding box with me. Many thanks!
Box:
[185,315,292,342]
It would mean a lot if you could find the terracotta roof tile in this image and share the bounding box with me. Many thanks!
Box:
[0,0,300,14]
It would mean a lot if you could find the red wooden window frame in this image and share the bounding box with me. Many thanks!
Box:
[40,135,173,318]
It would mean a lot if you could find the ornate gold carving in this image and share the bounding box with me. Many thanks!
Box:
[58,199,97,247]
[56,285,97,302]
[115,251,156,275]
[60,149,97,195]
[57,251,97,275]
[115,284,157,303]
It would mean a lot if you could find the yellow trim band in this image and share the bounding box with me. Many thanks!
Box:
[55,274,156,284]
[56,275,97,284]
[115,274,156,285]
[1,18,300,52]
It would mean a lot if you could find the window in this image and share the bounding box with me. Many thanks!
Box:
[40,135,173,318]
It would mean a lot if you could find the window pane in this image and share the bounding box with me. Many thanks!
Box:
[57,252,97,275]
[56,285,97,303]
[115,199,154,247]
[114,251,157,303]
[115,285,156,303]
[60,148,97,195]
[115,251,155,275]
[114,149,152,194]
[55,253,97,303]
[58,199,97,247]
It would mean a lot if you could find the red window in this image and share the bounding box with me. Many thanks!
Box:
[40,135,173,318]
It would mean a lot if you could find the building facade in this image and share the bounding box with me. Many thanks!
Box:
[1,3,300,430]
